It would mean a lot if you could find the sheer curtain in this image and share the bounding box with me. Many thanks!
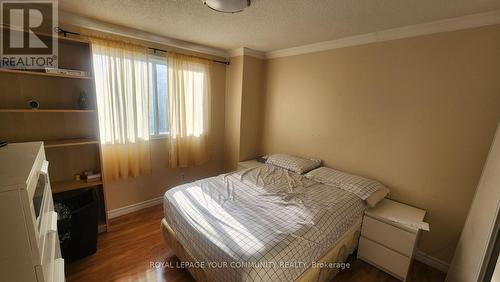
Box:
[91,38,151,180]
[166,53,211,168]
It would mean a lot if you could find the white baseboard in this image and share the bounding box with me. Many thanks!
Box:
[415,250,450,273]
[107,196,163,219]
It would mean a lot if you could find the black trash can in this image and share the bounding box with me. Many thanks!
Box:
[54,188,98,262]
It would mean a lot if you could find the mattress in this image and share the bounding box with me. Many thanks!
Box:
[163,164,366,282]
[161,217,362,282]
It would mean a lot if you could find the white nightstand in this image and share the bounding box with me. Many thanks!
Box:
[358,199,427,281]
[237,159,264,170]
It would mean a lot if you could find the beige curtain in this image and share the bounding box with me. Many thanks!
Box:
[166,53,211,168]
[91,38,151,180]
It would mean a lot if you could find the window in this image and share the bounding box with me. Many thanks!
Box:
[149,57,169,136]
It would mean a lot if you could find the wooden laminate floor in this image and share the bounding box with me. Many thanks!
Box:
[67,205,446,282]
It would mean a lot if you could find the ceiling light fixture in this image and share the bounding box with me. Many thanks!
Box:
[203,0,251,13]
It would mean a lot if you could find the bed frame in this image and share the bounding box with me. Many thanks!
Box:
[160,217,362,282]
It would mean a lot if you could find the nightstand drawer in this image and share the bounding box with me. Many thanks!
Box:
[358,236,410,280]
[361,216,416,256]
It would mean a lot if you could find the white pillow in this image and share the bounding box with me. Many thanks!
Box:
[305,166,389,204]
[266,154,321,174]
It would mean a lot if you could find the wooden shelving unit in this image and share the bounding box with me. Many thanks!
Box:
[51,179,103,194]
[0,68,92,79]
[0,33,110,233]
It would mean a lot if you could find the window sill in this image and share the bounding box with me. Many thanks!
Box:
[151,134,169,140]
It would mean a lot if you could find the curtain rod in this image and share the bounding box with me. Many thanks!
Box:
[149,47,230,65]
[55,27,230,65]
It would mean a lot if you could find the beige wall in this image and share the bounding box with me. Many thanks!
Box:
[224,55,266,171]
[239,56,266,161]
[106,63,226,210]
[261,25,500,263]
[224,56,244,171]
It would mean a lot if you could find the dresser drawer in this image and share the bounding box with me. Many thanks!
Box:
[41,226,63,282]
[38,188,55,254]
[358,236,410,280]
[53,258,65,282]
[361,216,416,256]
[27,146,46,200]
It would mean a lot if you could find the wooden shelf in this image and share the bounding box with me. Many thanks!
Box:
[51,179,103,194]
[0,27,110,232]
[0,68,92,79]
[44,138,99,148]
[0,109,95,113]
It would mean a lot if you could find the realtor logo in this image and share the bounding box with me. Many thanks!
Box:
[1,0,58,69]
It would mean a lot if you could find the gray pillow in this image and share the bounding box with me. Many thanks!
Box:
[305,166,388,201]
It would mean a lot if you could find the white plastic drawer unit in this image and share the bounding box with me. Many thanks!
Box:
[358,236,411,279]
[0,142,65,282]
[357,199,427,281]
[361,216,416,256]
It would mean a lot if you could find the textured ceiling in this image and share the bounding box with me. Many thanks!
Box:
[59,0,500,52]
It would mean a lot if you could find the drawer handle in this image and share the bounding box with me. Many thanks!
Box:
[40,160,49,175]
[54,258,65,282]
[49,211,58,233]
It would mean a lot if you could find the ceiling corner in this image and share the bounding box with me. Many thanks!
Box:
[228,47,266,59]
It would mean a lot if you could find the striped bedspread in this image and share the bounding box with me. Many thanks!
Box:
[163,164,366,282]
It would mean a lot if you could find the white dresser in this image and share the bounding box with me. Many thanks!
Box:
[358,199,427,281]
[0,142,65,282]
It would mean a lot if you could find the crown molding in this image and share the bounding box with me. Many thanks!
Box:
[266,9,500,59]
[228,47,266,59]
[227,48,245,57]
[59,10,227,58]
[59,9,500,60]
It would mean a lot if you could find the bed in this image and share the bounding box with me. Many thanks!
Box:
[161,164,368,282]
